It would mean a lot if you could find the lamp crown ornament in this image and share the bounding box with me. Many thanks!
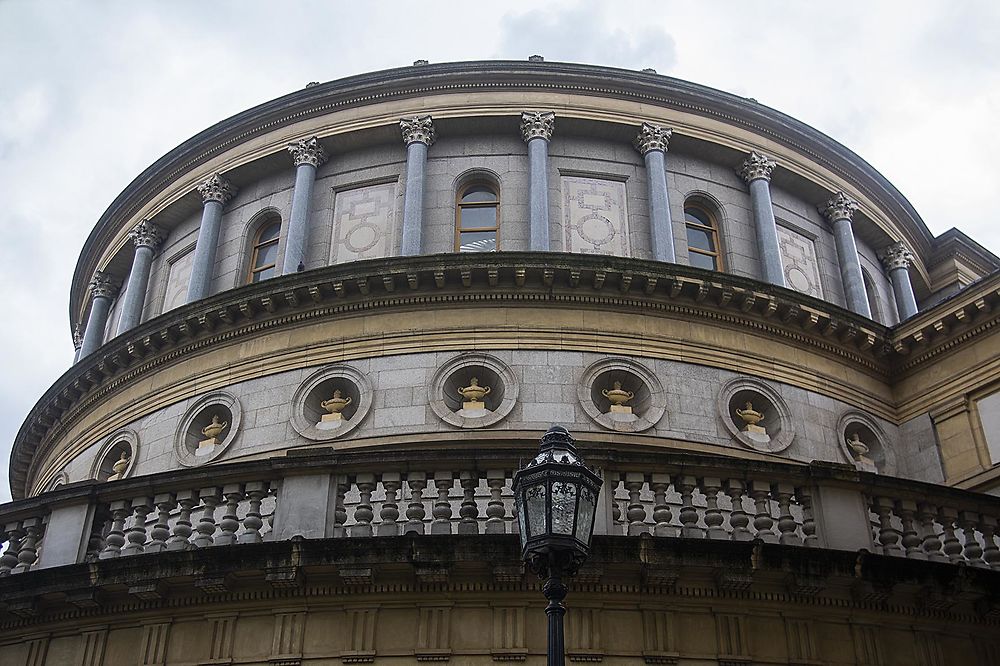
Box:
[89,270,119,300]
[197,173,237,205]
[819,191,859,222]
[129,219,164,250]
[521,111,555,142]
[738,150,776,184]
[633,122,672,154]
[400,115,436,146]
[878,241,915,272]
[287,136,329,168]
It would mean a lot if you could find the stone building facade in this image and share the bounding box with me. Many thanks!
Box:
[3,60,1000,665]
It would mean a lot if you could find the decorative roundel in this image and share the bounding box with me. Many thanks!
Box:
[718,377,795,453]
[173,391,242,467]
[837,410,895,475]
[577,357,666,433]
[90,428,139,482]
[290,364,373,441]
[429,353,518,429]
[786,266,812,293]
[344,222,382,253]
[577,214,616,247]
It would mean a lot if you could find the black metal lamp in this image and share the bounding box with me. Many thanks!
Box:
[513,425,603,666]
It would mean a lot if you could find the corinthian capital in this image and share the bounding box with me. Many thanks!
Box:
[89,270,120,300]
[197,173,237,205]
[129,219,164,250]
[818,192,859,223]
[738,151,776,184]
[287,136,328,168]
[633,122,672,154]
[72,324,83,351]
[400,115,436,146]
[878,242,915,272]
[520,111,555,142]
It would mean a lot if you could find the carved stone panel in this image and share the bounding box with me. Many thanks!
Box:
[561,176,630,257]
[163,249,194,312]
[777,225,823,298]
[331,183,396,264]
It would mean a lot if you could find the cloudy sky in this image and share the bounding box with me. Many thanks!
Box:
[1,1,998,501]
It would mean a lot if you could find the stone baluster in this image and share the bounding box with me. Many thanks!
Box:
[79,271,120,358]
[521,111,555,251]
[612,492,623,532]
[239,481,269,544]
[12,517,43,573]
[192,488,221,548]
[146,493,176,554]
[872,497,903,556]
[725,480,753,542]
[633,122,677,262]
[750,481,778,543]
[675,475,702,538]
[738,151,785,287]
[458,472,480,535]
[352,474,377,537]
[818,193,871,317]
[624,473,649,536]
[121,496,152,556]
[399,116,435,255]
[916,503,947,562]
[485,470,507,535]
[431,471,455,535]
[959,511,985,567]
[650,474,676,537]
[166,490,199,551]
[100,500,130,559]
[117,220,164,334]
[938,507,964,563]
[187,174,237,302]
[405,472,428,534]
[701,478,726,540]
[333,475,350,538]
[378,473,402,537]
[1,523,24,574]
[215,484,244,546]
[894,500,924,560]
[283,137,328,274]
[772,483,801,546]
[980,515,1000,571]
[796,486,818,547]
[879,242,919,321]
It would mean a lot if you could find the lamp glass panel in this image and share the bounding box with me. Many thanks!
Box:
[525,483,547,537]
[517,500,527,538]
[575,484,597,543]
[551,480,578,535]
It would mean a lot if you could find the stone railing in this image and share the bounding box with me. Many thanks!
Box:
[3,447,1000,574]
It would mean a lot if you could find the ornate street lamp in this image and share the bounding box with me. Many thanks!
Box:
[513,426,603,666]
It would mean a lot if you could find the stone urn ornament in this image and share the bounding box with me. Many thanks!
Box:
[735,401,765,434]
[198,414,228,455]
[107,450,130,481]
[847,431,877,473]
[321,389,352,422]
[602,381,635,414]
[458,377,491,410]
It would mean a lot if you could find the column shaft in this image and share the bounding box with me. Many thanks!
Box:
[80,295,113,358]
[643,149,676,263]
[400,141,428,256]
[282,162,317,274]
[748,178,785,286]
[117,245,155,333]
[891,267,919,320]
[186,199,224,302]
[527,137,550,251]
[832,217,872,318]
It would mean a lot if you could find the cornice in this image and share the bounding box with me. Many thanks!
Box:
[16,253,892,499]
[69,60,936,327]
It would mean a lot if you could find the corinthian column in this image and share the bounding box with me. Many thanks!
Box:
[634,122,676,263]
[399,116,435,255]
[879,242,919,320]
[187,173,237,303]
[738,151,785,287]
[117,220,163,334]
[80,271,120,358]
[521,111,555,251]
[282,137,328,274]
[819,192,871,318]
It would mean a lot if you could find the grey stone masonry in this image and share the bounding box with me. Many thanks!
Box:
[400,116,435,256]
[521,111,555,251]
[79,271,118,358]
[283,137,328,274]
[739,151,785,287]
[117,220,163,334]
[187,174,236,302]
[819,192,871,318]
[633,123,676,263]
[879,242,919,320]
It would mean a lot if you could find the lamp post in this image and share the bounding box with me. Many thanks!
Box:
[513,426,603,666]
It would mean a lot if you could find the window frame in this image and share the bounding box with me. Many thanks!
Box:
[247,218,281,284]
[683,203,724,271]
[454,182,500,253]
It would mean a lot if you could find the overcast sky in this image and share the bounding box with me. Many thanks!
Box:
[1,1,998,502]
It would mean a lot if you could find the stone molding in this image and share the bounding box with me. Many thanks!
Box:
[400,115,436,146]
[88,271,119,300]
[818,191,859,223]
[128,219,164,251]
[520,110,555,142]
[737,151,776,184]
[632,122,671,155]
[196,173,237,205]
[286,136,329,168]
[879,241,915,272]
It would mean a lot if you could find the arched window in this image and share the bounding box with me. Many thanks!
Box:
[248,220,281,283]
[455,183,499,252]
[684,203,723,271]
